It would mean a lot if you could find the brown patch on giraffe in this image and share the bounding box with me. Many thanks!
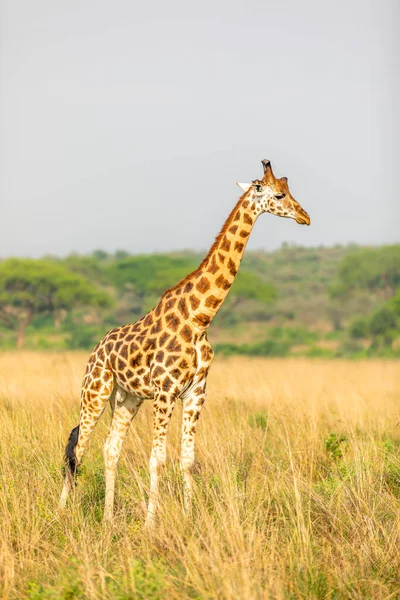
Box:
[103,370,112,381]
[184,281,193,293]
[233,210,241,221]
[120,344,129,359]
[92,366,102,379]
[201,344,212,361]
[143,374,151,386]
[130,353,142,368]
[97,347,105,361]
[179,358,189,369]
[143,314,153,327]
[215,274,231,290]
[136,334,145,346]
[131,378,140,389]
[105,342,114,354]
[158,394,168,403]
[166,337,182,353]
[155,350,164,363]
[125,334,134,342]
[205,294,222,309]
[189,295,200,310]
[194,314,211,327]
[90,379,102,392]
[152,365,165,378]
[129,342,139,353]
[196,277,211,293]
[165,355,179,368]
[218,252,225,263]
[243,213,253,225]
[207,255,219,274]
[242,200,250,208]
[155,303,162,317]
[165,313,180,332]
[234,241,244,252]
[170,368,181,379]
[240,229,250,238]
[229,225,238,234]
[164,298,177,312]
[137,367,146,375]
[110,353,117,369]
[159,332,170,347]
[115,340,123,352]
[151,319,162,334]
[220,235,231,252]
[118,372,126,382]
[144,338,157,351]
[251,203,256,210]
[177,297,189,319]
[180,324,192,342]
[146,353,154,367]
[107,333,118,341]
[195,388,205,397]
[162,376,173,392]
[227,258,237,276]
[126,369,133,378]
[118,358,126,371]
[197,367,209,378]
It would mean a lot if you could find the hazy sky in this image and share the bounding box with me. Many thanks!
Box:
[0,0,398,257]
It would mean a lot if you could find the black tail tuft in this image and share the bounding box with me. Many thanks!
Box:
[64,425,80,479]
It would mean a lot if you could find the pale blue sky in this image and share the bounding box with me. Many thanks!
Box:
[0,0,398,257]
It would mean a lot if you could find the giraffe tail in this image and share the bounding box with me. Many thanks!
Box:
[64,425,80,480]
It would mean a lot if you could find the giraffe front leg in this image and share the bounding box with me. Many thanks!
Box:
[181,381,207,513]
[145,392,176,529]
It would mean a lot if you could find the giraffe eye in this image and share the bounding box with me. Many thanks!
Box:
[275,193,285,200]
[254,184,262,192]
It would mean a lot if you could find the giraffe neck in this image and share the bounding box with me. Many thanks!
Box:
[173,190,259,330]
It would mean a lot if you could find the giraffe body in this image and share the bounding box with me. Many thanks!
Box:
[59,160,310,525]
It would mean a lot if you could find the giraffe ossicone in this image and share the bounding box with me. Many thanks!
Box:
[59,159,310,526]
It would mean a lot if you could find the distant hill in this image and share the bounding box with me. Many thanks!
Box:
[0,244,399,357]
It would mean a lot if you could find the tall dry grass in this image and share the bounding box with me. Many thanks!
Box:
[0,352,399,599]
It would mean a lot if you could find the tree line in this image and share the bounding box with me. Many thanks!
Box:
[0,244,399,356]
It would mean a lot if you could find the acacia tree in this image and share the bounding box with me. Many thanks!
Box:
[0,259,112,348]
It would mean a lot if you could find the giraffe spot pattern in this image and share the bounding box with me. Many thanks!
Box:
[220,235,231,252]
[189,295,200,310]
[234,241,244,252]
[215,274,231,290]
[166,313,180,332]
[205,295,222,308]
[180,324,192,342]
[207,255,219,274]
[178,298,189,319]
[196,277,211,293]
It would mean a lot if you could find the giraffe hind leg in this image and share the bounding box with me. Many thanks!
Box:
[59,366,114,510]
[103,390,143,522]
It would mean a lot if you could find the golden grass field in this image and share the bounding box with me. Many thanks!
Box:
[0,352,399,599]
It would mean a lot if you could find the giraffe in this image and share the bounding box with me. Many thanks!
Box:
[59,159,310,526]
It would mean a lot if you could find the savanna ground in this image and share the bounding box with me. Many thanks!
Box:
[0,353,399,599]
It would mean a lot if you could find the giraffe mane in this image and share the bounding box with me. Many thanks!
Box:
[160,193,248,299]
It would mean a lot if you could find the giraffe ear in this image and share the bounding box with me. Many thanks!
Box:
[236,182,251,192]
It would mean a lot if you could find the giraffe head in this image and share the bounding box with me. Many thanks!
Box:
[237,160,310,225]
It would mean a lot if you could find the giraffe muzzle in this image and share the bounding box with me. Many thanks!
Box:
[295,208,311,226]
